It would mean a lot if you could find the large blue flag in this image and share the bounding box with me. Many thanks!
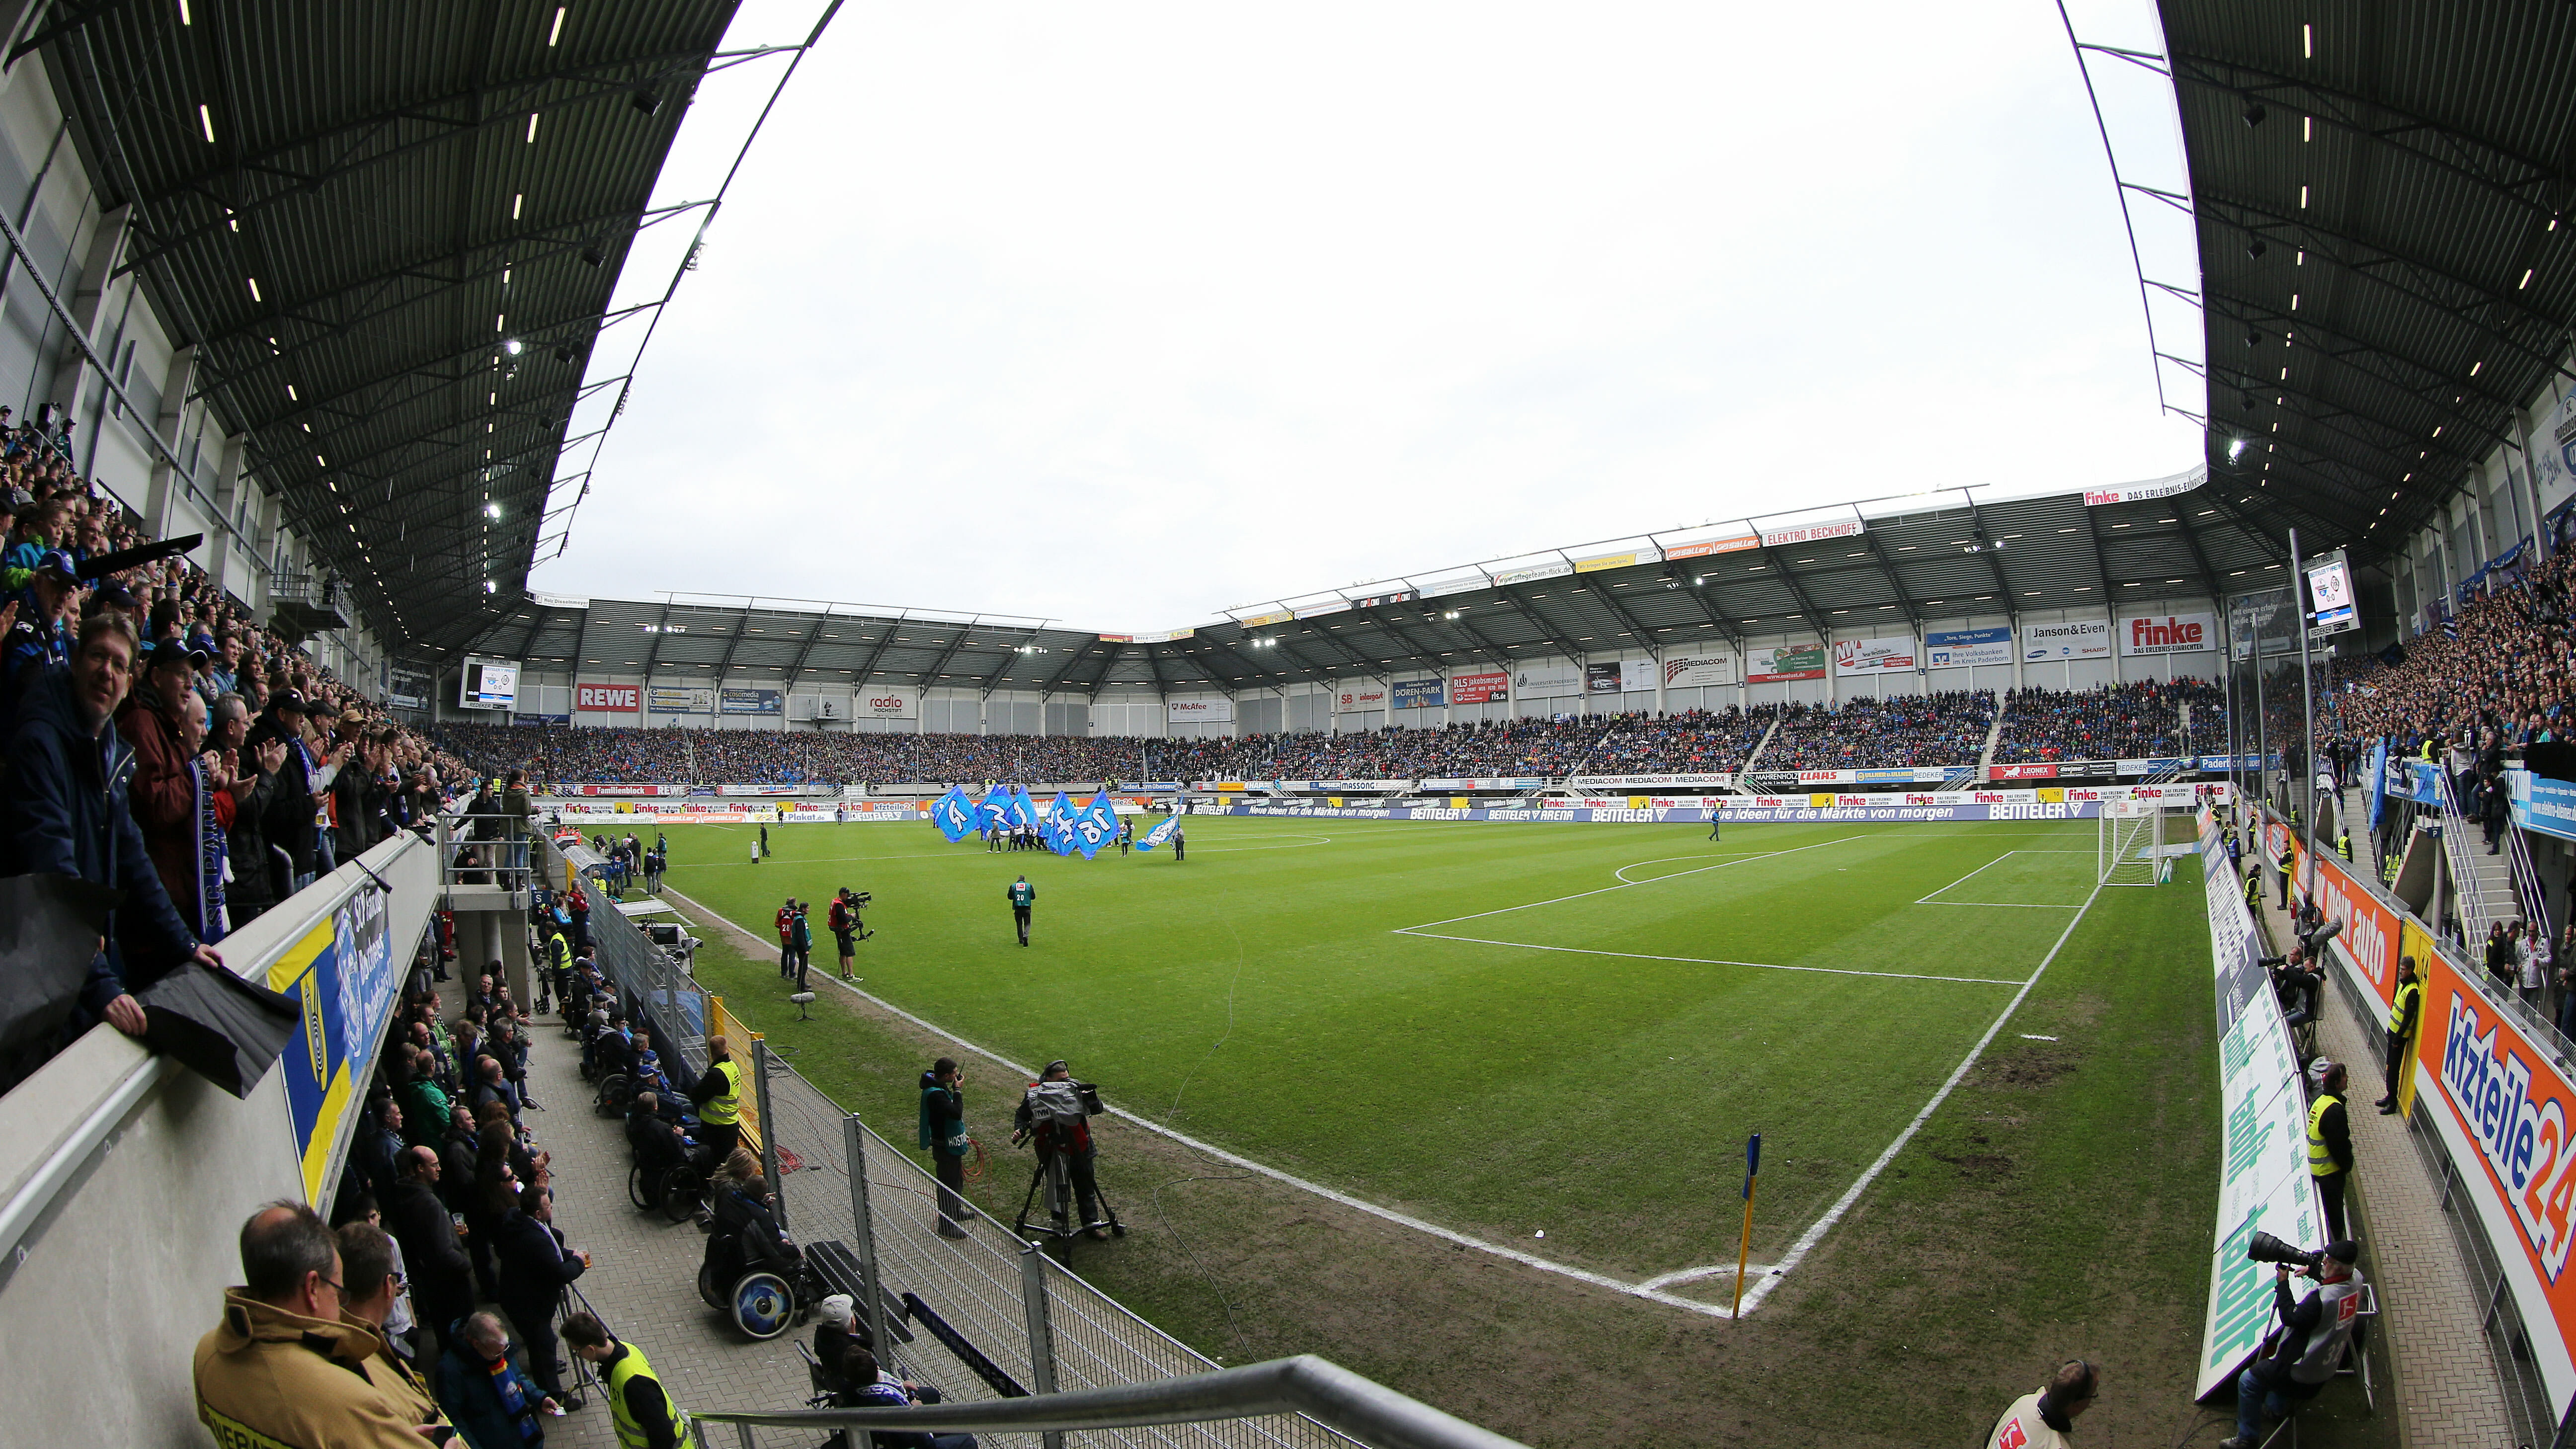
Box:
[977,788,1013,832]
[1136,814,1182,851]
[1010,786,1040,827]
[931,787,977,842]
[1044,792,1081,854]
[1063,793,1116,860]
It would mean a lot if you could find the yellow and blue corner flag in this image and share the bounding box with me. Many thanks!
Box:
[1743,1131,1761,1198]
[932,787,976,842]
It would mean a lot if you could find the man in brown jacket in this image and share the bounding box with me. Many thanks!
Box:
[118,638,215,936]
[194,1200,451,1447]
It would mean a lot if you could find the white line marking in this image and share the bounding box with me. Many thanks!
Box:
[2020,1034,2059,1041]
[1613,852,1771,884]
[1912,853,2014,904]
[1390,932,2024,986]
[1399,836,1863,931]
[1733,876,2106,1316]
[1638,1262,1777,1291]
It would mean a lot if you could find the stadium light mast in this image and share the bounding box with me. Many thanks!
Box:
[2288,527,2320,904]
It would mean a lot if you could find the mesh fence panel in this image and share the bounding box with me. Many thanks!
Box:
[549,837,710,1076]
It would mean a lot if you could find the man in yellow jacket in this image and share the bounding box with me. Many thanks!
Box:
[195,1201,452,1448]
[1985,1360,2100,1448]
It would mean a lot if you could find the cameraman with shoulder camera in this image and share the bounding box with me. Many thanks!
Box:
[1014,1060,1107,1239]
[830,886,873,982]
[2221,1238,2365,1449]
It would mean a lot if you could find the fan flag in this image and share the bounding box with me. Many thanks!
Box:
[1136,815,1182,851]
[1044,793,1081,854]
[977,788,1013,832]
[1069,793,1117,860]
[1011,785,1040,826]
[932,787,977,842]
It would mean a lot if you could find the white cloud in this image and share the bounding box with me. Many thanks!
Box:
[540,0,2201,628]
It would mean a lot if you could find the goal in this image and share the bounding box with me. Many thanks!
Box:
[2099,801,2165,886]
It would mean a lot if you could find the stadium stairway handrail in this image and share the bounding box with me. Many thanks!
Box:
[688,1353,1530,1449]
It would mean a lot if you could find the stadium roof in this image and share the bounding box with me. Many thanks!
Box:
[2157,0,2576,559]
[30,0,754,652]
[468,475,2293,695]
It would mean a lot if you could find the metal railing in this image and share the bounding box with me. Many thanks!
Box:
[688,1354,1527,1449]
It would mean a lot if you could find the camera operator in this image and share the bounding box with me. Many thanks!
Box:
[1983,1360,2097,1449]
[1013,1060,1107,1240]
[2258,946,2321,1035]
[830,886,873,983]
[2220,1239,2365,1449]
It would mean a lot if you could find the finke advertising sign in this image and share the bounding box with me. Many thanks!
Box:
[2120,611,2217,656]
[2022,619,2110,661]
[858,687,918,719]
[1925,627,2011,669]
[1662,653,1737,688]
[1167,698,1235,724]
[1832,636,1916,676]
[1451,671,1509,704]
[575,682,640,713]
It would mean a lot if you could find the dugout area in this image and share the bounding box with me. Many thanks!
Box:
[653,813,2205,1297]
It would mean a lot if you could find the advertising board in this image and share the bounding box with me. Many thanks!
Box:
[645,685,714,715]
[2510,769,2576,844]
[1583,662,1652,694]
[1833,635,1916,676]
[1511,665,1581,698]
[1662,653,1737,688]
[1575,552,1639,572]
[266,885,399,1204]
[2120,612,2218,655]
[1451,671,1509,704]
[1748,643,1827,682]
[1568,773,1734,789]
[1167,698,1235,724]
[2022,619,2110,660]
[1335,686,1387,712]
[1760,520,1863,547]
[1662,534,1759,559]
[1490,562,1573,586]
[1925,627,2011,669]
[1392,677,1446,709]
[857,687,918,719]
[720,688,782,715]
[575,682,640,713]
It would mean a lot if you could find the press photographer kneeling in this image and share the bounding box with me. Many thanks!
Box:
[1012,1060,1123,1247]
[2222,1234,2366,1449]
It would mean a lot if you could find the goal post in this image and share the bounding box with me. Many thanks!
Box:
[2099,800,2163,886]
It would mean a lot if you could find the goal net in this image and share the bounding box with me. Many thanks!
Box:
[2099,801,2164,886]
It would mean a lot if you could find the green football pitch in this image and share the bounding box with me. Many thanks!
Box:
[644,814,2186,1297]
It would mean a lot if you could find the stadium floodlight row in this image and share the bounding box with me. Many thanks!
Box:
[446,470,2264,723]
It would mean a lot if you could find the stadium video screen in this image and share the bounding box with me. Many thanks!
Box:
[459,656,520,711]
[2304,552,2357,635]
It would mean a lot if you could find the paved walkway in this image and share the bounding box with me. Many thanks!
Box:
[2255,892,2522,1448]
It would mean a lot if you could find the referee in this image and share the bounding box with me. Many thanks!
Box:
[1008,875,1036,946]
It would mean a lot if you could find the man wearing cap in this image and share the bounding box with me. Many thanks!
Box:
[121,637,225,940]
[246,687,321,891]
[2221,1239,2367,1449]
[0,547,77,724]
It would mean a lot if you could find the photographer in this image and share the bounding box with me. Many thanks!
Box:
[1983,1360,2096,1449]
[1014,1060,1106,1240]
[2221,1240,2365,1449]
[2258,947,2321,1034]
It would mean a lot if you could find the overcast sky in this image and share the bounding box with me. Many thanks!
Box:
[536,0,2204,632]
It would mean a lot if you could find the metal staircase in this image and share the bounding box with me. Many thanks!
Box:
[1977,689,2006,778]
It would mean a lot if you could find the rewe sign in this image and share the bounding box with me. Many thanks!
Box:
[2120,611,2217,656]
[574,682,640,713]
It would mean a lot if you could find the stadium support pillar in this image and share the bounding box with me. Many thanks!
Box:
[1653,647,1666,718]
[0,0,42,95]
[45,204,128,421]
[2517,424,2552,565]
[206,434,249,601]
[141,344,196,541]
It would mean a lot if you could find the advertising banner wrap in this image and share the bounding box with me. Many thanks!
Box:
[267,884,399,1204]
[1232,800,2105,824]
[2120,612,2219,656]
[1392,678,1446,710]
[857,687,918,719]
[1925,627,2012,669]
[645,685,714,715]
[1568,773,1735,789]
[575,682,640,713]
[720,688,783,716]
[1833,636,1917,676]
[1511,665,1582,698]
[1749,643,1827,682]
[1335,686,1388,712]
[1662,534,1759,559]
[2023,619,2111,660]
[1451,671,1509,705]
[1168,698,1235,724]
[1662,653,1737,688]
[1760,520,1863,547]
[2510,770,2576,844]
[1585,662,1652,695]
[1490,562,1573,586]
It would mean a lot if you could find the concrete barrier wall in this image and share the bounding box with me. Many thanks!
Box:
[0,831,439,1446]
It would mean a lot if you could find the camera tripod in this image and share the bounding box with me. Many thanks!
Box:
[1012,1149,1125,1261]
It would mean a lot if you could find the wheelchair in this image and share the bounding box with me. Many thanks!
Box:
[696,1218,822,1340]
[593,1071,634,1116]
[629,1156,708,1223]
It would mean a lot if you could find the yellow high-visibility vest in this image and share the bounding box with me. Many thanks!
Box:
[699,1058,741,1126]
[2389,980,2421,1039]
[2307,1094,2344,1177]
[605,1342,690,1449]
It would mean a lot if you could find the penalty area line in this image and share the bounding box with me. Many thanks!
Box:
[1398,834,1864,931]
[1389,931,2024,986]
[1732,875,2108,1317]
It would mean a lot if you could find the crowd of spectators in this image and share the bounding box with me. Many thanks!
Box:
[1760,693,1996,770]
[1995,680,2228,763]
[0,456,478,1090]
[2333,543,2576,761]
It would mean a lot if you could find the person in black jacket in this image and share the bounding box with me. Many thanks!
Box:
[0,617,220,1085]
[382,1146,475,1355]
[243,689,319,891]
[211,692,289,925]
[493,1183,586,1399]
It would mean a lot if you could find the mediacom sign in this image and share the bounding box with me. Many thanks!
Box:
[575,683,640,713]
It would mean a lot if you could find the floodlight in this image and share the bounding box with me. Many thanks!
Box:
[503,338,524,356]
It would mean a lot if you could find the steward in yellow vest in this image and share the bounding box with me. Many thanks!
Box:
[2375,958,2423,1116]
[564,1313,689,1449]
[2307,1060,2352,1239]
[690,1034,745,1164]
